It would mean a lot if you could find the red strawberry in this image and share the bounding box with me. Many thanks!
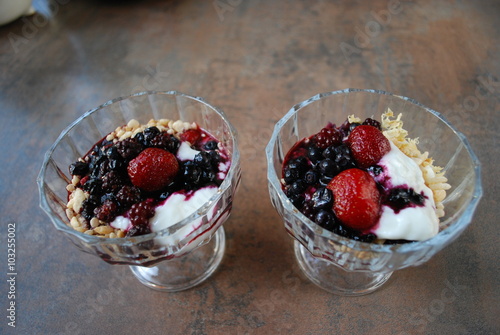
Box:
[180,128,201,145]
[127,148,179,192]
[347,125,390,168]
[327,168,381,231]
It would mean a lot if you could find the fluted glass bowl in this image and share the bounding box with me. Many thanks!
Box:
[38,91,241,291]
[266,89,482,295]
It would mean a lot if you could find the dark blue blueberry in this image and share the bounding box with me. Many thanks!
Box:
[289,194,305,209]
[318,158,337,177]
[182,162,202,185]
[83,178,103,195]
[194,151,212,168]
[367,165,383,176]
[143,126,160,142]
[322,146,337,159]
[315,210,335,230]
[204,140,218,151]
[311,187,333,210]
[284,168,300,184]
[286,157,308,177]
[349,122,361,132]
[288,179,307,195]
[69,161,89,176]
[307,145,323,163]
[388,188,425,210]
[304,170,318,184]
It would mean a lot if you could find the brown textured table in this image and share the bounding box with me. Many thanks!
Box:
[1,0,499,334]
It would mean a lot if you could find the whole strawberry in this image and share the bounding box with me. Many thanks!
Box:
[127,148,179,192]
[327,168,381,231]
[347,125,390,168]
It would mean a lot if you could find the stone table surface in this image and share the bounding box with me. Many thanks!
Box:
[0,0,499,334]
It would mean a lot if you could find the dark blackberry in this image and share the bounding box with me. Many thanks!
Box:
[367,165,383,176]
[315,210,336,231]
[101,171,123,193]
[362,118,381,130]
[307,145,323,163]
[115,137,143,160]
[388,188,425,211]
[128,200,155,227]
[126,225,151,237]
[283,168,300,184]
[116,185,142,207]
[313,127,342,149]
[204,140,218,151]
[317,159,337,177]
[311,187,333,210]
[69,161,89,176]
[94,199,119,222]
[106,146,122,160]
[304,170,318,184]
[80,199,97,222]
[288,180,306,195]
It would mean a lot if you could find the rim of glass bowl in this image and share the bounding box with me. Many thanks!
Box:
[265,88,482,254]
[37,90,240,247]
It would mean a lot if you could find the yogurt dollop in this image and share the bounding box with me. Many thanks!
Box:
[372,141,439,241]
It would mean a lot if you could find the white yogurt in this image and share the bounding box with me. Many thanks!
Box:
[372,141,439,241]
[176,141,199,161]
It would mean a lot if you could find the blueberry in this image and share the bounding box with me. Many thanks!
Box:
[287,157,308,176]
[311,187,333,210]
[367,165,383,176]
[304,170,318,184]
[289,194,305,209]
[69,161,89,176]
[194,152,212,168]
[284,168,300,184]
[318,159,337,177]
[315,210,335,230]
[288,179,306,195]
[307,145,323,163]
[144,127,160,141]
[349,122,361,132]
[322,146,337,159]
[204,140,218,151]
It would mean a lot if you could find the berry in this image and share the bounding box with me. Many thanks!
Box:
[180,128,201,145]
[362,118,381,130]
[315,210,335,230]
[347,125,391,168]
[288,180,306,195]
[126,225,151,237]
[387,188,425,212]
[307,145,323,163]
[116,138,143,160]
[304,170,318,184]
[313,127,342,149]
[69,161,89,176]
[128,200,155,227]
[311,187,333,210]
[283,168,299,184]
[317,159,337,177]
[143,126,160,144]
[116,185,142,207]
[204,140,218,151]
[127,148,179,192]
[101,171,123,192]
[327,168,381,230]
[94,199,119,222]
[182,161,202,185]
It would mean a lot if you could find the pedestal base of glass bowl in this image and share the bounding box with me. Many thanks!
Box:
[294,241,392,296]
[129,227,226,292]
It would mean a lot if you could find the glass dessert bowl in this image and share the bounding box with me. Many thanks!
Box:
[38,91,241,292]
[266,88,482,296]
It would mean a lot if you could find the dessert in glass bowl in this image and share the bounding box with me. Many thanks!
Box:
[38,91,241,292]
[266,89,482,295]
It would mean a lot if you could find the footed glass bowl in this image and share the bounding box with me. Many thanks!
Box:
[266,89,482,296]
[38,91,241,292]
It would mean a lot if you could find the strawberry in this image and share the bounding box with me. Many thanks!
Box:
[180,128,201,145]
[347,125,390,168]
[127,148,179,192]
[327,168,381,231]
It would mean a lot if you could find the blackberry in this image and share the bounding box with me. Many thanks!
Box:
[128,200,155,227]
[116,137,143,160]
[307,145,323,163]
[80,199,97,222]
[101,171,123,193]
[311,187,333,210]
[126,225,151,237]
[116,185,142,207]
[362,118,381,130]
[313,127,342,149]
[204,140,218,151]
[94,199,119,222]
[69,161,89,176]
